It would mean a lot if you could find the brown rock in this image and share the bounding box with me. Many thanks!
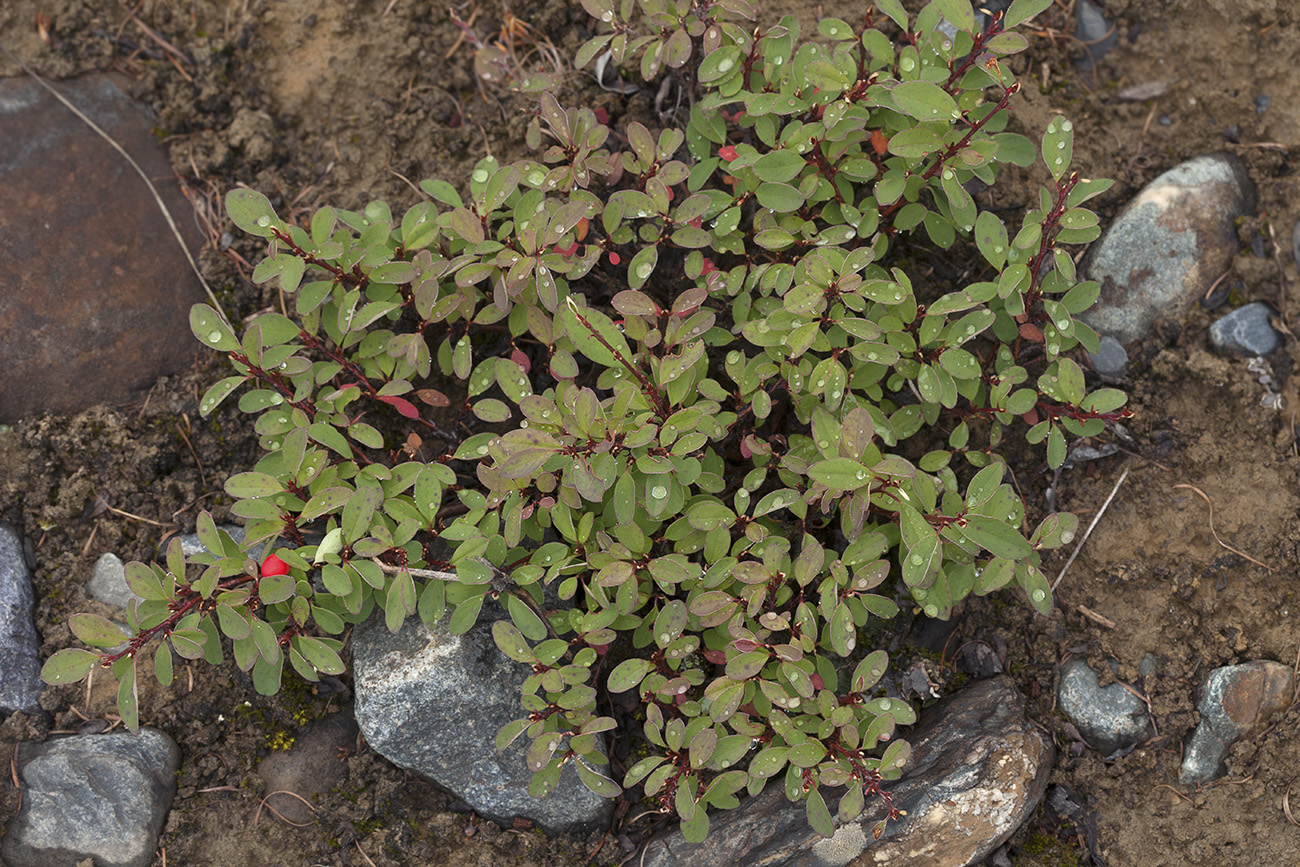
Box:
[638,676,1053,867]
[256,710,359,825]
[0,73,207,422]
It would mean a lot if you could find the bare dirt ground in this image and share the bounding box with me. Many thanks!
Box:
[3,1,1300,864]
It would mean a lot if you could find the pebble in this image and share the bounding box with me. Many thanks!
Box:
[1081,153,1255,345]
[0,728,180,867]
[257,710,358,825]
[1056,658,1154,757]
[0,74,207,422]
[1209,302,1281,356]
[0,522,43,715]
[638,676,1051,867]
[351,614,613,833]
[1087,335,1129,380]
[1074,0,1118,70]
[86,552,140,608]
[1180,660,1294,784]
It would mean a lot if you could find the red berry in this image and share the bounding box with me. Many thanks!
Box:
[261,553,290,577]
[593,106,609,125]
[608,251,621,266]
[718,145,738,162]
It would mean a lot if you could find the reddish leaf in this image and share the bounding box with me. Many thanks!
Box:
[1018,322,1044,342]
[416,389,450,407]
[510,348,532,373]
[379,395,419,418]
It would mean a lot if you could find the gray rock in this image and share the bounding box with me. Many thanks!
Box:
[352,614,614,833]
[1074,0,1117,70]
[0,74,207,422]
[0,728,180,867]
[1209,302,1281,356]
[1087,335,1129,379]
[1082,153,1255,345]
[257,710,358,825]
[1056,658,1153,757]
[178,523,247,558]
[0,522,43,715]
[86,552,140,608]
[1180,660,1293,784]
[639,676,1052,867]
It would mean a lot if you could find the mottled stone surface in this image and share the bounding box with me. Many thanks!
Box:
[639,676,1053,867]
[1209,302,1281,356]
[0,521,43,714]
[352,614,614,833]
[0,73,206,422]
[1081,153,1255,345]
[1057,658,1154,757]
[1181,660,1294,784]
[1,728,180,867]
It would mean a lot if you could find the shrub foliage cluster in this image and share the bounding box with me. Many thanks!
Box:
[46,0,1125,841]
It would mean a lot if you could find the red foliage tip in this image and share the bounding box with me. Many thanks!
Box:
[261,552,290,577]
[608,251,622,266]
[718,145,738,162]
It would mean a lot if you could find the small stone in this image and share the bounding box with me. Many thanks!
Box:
[1087,335,1129,380]
[257,711,358,825]
[0,522,43,715]
[1180,660,1294,784]
[1082,153,1255,345]
[1074,0,1118,70]
[86,553,139,608]
[1057,658,1154,757]
[1,729,180,867]
[1209,302,1281,357]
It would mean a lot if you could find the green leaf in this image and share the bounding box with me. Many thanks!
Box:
[962,515,1032,560]
[562,296,634,369]
[891,81,959,122]
[575,759,622,798]
[225,471,283,499]
[1042,116,1074,180]
[752,151,806,184]
[806,787,835,838]
[117,661,139,732]
[756,182,805,212]
[808,458,873,491]
[1005,0,1053,29]
[492,620,537,663]
[608,658,655,693]
[933,0,975,32]
[226,189,280,238]
[506,594,549,642]
[190,304,239,352]
[70,613,127,649]
[41,648,100,685]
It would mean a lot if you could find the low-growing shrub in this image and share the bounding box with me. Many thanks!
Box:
[45,0,1126,841]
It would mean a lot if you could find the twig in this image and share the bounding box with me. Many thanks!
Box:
[104,505,177,528]
[1052,466,1129,591]
[374,561,457,582]
[1172,484,1275,571]
[0,43,231,331]
[1076,604,1116,629]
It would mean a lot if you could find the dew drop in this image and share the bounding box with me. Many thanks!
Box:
[471,168,489,183]
[909,553,923,566]
[855,471,866,480]
[659,633,670,645]
[601,10,612,21]
[269,394,283,405]
[207,330,222,343]
[1057,140,1067,150]
[924,604,938,617]
[788,697,800,708]
[476,445,489,455]
[900,57,915,72]
[993,245,1004,254]
[818,440,829,449]
[1062,120,1073,132]
[879,698,891,710]
[831,390,841,400]
[1061,530,1075,545]
[815,379,826,388]
[528,171,544,185]
[651,485,668,499]
[774,56,783,65]
[717,58,734,73]
[256,215,270,227]
[727,351,742,365]
[1032,589,1046,602]
[866,352,878,361]
[827,26,838,35]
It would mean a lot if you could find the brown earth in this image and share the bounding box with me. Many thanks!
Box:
[2,1,1300,865]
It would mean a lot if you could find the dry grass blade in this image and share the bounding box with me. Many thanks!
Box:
[0,43,231,332]
[1286,780,1300,827]
[1172,484,1275,571]
[253,789,316,828]
[1053,467,1130,591]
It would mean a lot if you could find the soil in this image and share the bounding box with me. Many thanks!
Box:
[1,1,1299,865]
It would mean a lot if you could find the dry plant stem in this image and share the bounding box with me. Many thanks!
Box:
[1076,604,1115,628]
[1172,484,1276,571]
[1052,466,1130,591]
[0,43,232,332]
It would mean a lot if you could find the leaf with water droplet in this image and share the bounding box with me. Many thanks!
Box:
[190,304,238,352]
